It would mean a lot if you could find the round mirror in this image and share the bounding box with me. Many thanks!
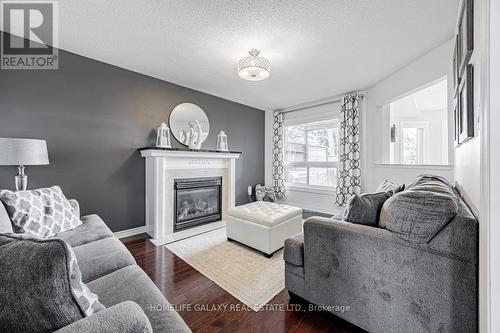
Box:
[169,103,210,146]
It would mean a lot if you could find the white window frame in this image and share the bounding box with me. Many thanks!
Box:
[397,120,430,165]
[283,119,338,192]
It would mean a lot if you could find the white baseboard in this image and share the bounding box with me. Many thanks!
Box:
[114,226,147,239]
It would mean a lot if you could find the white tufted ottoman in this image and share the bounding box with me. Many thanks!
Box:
[226,201,303,257]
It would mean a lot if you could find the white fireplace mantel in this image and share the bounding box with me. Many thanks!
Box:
[140,148,241,246]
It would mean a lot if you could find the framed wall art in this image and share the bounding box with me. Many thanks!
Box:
[453,98,460,146]
[458,64,474,143]
[458,0,473,77]
[453,34,460,94]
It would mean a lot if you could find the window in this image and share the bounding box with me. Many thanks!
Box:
[388,78,448,165]
[402,127,421,164]
[400,122,427,164]
[284,119,338,189]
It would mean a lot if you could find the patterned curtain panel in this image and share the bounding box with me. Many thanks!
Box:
[336,93,361,205]
[272,111,286,198]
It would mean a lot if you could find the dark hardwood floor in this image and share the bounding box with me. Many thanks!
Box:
[122,234,365,333]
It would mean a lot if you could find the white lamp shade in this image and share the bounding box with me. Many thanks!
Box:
[237,49,271,81]
[0,138,49,165]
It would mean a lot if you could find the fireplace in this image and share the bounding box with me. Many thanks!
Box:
[174,177,222,232]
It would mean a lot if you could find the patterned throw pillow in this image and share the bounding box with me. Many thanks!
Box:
[255,184,276,202]
[0,233,104,332]
[0,186,82,238]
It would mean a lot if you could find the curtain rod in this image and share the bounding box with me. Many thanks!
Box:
[276,92,364,114]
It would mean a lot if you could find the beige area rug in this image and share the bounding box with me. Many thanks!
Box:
[165,227,284,311]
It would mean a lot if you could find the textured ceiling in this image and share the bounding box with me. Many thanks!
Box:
[55,0,458,110]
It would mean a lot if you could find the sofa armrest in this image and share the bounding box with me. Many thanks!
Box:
[283,233,304,266]
[302,217,477,332]
[54,301,152,333]
[68,199,80,219]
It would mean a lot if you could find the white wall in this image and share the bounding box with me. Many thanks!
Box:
[488,1,500,330]
[363,39,455,191]
[369,164,453,192]
[476,0,497,331]
[454,0,483,216]
[280,187,338,215]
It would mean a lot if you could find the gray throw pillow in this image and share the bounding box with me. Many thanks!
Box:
[0,186,82,238]
[0,233,104,332]
[379,191,458,243]
[342,192,393,226]
[376,180,405,194]
[0,202,12,234]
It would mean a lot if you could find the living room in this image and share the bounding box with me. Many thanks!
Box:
[0,1,499,332]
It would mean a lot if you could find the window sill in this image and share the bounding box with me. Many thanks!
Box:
[285,184,336,196]
[373,163,453,171]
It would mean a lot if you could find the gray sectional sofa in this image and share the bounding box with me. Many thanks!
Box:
[0,201,191,333]
[284,175,478,333]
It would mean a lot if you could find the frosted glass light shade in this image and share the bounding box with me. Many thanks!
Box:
[0,138,49,165]
[237,49,270,81]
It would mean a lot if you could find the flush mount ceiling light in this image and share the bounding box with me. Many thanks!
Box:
[237,49,270,81]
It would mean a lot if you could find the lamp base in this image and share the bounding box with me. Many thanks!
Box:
[15,165,28,191]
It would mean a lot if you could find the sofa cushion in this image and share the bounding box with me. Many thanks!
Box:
[0,202,12,234]
[0,233,104,332]
[53,214,114,247]
[0,186,82,238]
[73,237,136,282]
[54,301,152,333]
[283,233,304,266]
[342,192,392,226]
[379,191,458,243]
[376,180,405,194]
[88,265,191,333]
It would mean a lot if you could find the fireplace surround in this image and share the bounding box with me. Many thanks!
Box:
[140,148,241,245]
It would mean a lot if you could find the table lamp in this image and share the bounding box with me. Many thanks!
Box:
[0,138,49,191]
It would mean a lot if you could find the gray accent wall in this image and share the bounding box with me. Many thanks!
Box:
[0,36,265,232]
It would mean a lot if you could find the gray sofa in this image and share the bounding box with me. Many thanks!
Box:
[0,200,191,333]
[284,175,478,333]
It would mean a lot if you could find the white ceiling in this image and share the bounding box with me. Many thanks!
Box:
[390,78,448,115]
[55,0,458,110]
